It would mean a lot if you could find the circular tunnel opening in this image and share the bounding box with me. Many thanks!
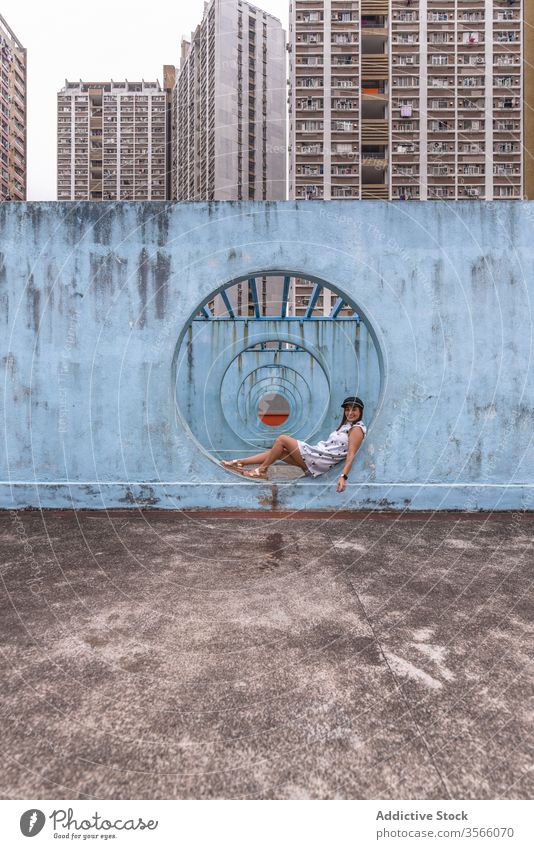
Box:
[258,392,291,427]
[173,271,383,476]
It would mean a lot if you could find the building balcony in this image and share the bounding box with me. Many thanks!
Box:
[361,56,389,78]
[361,155,387,169]
[361,184,389,199]
[12,137,25,158]
[362,83,387,100]
[332,168,359,177]
[332,188,359,198]
[361,1,388,16]
[361,25,387,38]
[361,119,388,143]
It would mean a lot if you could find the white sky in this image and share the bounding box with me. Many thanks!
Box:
[1,0,289,200]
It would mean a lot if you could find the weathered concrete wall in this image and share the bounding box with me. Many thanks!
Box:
[1,200,533,510]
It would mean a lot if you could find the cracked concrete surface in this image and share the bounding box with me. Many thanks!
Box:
[0,510,532,800]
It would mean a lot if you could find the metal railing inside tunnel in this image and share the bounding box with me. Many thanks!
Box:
[194,274,360,321]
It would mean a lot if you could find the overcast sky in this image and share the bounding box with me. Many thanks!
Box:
[1,0,289,200]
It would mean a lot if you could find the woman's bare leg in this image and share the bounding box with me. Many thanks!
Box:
[232,449,270,466]
[280,447,307,469]
[256,435,307,473]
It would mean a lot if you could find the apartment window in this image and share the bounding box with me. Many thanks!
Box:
[298,55,322,66]
[494,76,515,87]
[300,164,323,175]
[302,11,322,22]
[301,184,324,198]
[332,187,356,198]
[429,120,451,131]
[333,78,356,88]
[299,120,324,131]
[298,97,323,110]
[494,164,515,175]
[494,120,517,131]
[430,99,451,109]
[461,120,483,131]
[497,10,515,21]
[460,99,483,110]
[462,32,480,45]
[333,33,353,45]
[299,143,323,153]
[496,31,518,43]
[396,185,418,198]
[431,55,449,66]
[462,186,481,197]
[396,11,417,22]
[429,11,450,22]
[333,120,354,132]
[495,54,516,67]
[395,143,416,153]
[496,186,518,197]
[395,76,419,87]
[463,53,485,66]
[459,142,483,153]
[462,11,483,22]
[430,32,450,44]
[332,165,355,176]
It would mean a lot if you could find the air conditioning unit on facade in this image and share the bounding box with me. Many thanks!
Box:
[467,188,480,197]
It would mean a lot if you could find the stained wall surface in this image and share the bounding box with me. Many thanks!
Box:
[0,200,533,510]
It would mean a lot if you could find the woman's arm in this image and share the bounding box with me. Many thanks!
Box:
[336,427,365,492]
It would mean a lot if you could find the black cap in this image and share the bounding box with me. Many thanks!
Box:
[341,396,364,411]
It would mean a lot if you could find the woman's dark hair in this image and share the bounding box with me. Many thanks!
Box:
[336,405,363,430]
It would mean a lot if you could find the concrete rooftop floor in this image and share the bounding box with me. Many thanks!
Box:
[0,509,532,800]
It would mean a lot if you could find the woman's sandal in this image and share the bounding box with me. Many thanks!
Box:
[241,467,268,480]
[220,459,244,470]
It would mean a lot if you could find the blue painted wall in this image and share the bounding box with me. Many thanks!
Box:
[0,201,533,510]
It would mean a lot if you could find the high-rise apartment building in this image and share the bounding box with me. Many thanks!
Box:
[173,0,287,317]
[57,80,167,201]
[0,15,26,201]
[173,0,286,201]
[289,0,529,201]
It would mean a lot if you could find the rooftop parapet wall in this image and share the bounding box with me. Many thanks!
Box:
[0,200,533,510]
